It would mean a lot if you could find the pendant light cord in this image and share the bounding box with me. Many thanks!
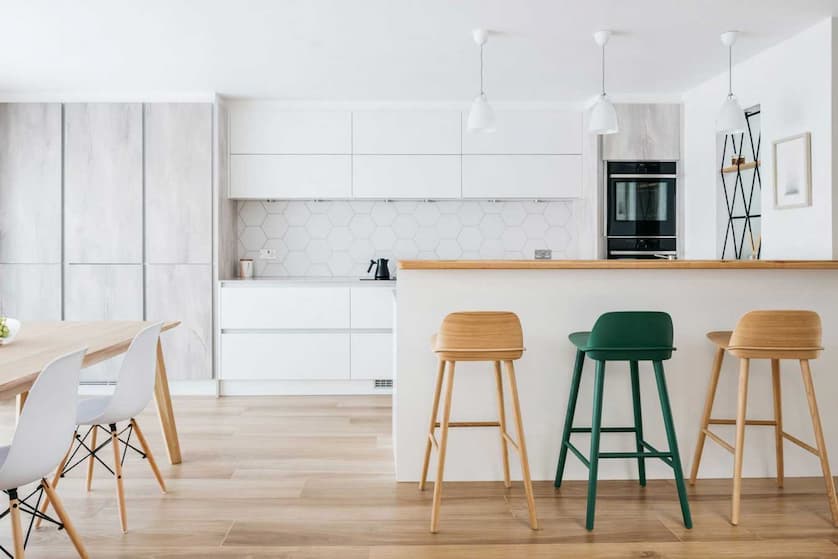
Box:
[601,41,606,97]
[728,44,733,96]
[479,42,485,96]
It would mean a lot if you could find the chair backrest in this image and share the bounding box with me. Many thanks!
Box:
[99,322,163,422]
[585,311,675,361]
[728,310,822,358]
[0,348,85,489]
[434,311,524,361]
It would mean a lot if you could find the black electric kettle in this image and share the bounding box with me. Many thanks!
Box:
[367,258,390,280]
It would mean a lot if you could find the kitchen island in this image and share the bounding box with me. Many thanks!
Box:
[393,259,838,483]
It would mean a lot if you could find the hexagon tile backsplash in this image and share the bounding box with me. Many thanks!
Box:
[237,200,579,277]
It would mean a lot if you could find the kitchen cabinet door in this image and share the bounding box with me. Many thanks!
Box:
[352,111,461,154]
[230,108,351,154]
[0,104,61,263]
[462,110,582,155]
[146,264,212,380]
[64,104,143,264]
[352,155,461,199]
[145,103,213,264]
[221,332,350,380]
[64,264,143,381]
[350,333,393,380]
[350,288,394,329]
[462,155,582,199]
[221,286,350,329]
[0,264,61,319]
[601,104,681,161]
[230,154,351,199]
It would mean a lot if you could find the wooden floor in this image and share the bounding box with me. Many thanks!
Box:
[0,395,836,558]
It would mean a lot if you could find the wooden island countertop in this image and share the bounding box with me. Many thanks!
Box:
[398,259,838,270]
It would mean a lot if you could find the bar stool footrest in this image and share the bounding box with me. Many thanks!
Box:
[563,437,675,469]
[571,426,637,434]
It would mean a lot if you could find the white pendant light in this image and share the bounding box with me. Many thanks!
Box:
[716,31,747,135]
[467,28,496,133]
[589,30,618,135]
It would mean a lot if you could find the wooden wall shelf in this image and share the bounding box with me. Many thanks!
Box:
[721,160,760,174]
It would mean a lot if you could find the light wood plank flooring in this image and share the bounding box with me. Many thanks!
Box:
[0,395,834,558]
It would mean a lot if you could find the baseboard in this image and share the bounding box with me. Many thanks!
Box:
[219,379,393,396]
[80,380,219,397]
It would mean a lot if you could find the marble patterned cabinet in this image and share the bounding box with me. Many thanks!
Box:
[601,103,681,161]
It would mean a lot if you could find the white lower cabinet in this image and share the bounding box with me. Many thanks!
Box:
[350,333,393,380]
[219,283,394,393]
[221,332,350,380]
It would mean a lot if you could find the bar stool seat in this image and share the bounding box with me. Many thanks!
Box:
[419,311,537,533]
[690,310,838,526]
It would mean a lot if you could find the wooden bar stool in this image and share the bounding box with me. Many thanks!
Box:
[419,311,538,533]
[689,310,838,526]
[554,311,692,531]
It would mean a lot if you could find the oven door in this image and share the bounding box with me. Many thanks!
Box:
[607,175,676,237]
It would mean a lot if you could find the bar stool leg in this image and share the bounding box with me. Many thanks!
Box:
[629,360,646,487]
[653,360,692,529]
[689,347,725,485]
[555,350,584,488]
[430,361,455,533]
[504,360,538,530]
[770,359,784,488]
[420,360,446,491]
[493,361,511,488]
[799,359,838,527]
[585,360,606,531]
[731,358,750,525]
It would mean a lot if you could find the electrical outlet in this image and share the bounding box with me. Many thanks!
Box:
[534,249,552,260]
[259,248,277,260]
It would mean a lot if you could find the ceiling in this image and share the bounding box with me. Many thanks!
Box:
[1,0,836,102]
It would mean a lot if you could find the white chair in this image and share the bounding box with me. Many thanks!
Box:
[0,348,89,558]
[39,322,166,534]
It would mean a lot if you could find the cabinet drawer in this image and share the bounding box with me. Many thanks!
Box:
[350,332,393,380]
[221,332,350,380]
[221,286,350,329]
[350,288,394,329]
[230,155,352,199]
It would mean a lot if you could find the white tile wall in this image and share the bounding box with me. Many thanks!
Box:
[237,200,578,277]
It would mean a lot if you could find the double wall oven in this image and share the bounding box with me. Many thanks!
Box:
[606,161,677,259]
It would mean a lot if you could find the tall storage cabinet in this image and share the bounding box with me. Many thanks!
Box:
[0,104,62,320]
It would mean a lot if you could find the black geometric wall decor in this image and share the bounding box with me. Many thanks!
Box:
[719,105,762,259]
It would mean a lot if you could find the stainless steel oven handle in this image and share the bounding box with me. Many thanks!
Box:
[609,250,678,255]
[609,174,678,179]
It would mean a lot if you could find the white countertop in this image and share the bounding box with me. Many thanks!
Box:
[220,276,397,287]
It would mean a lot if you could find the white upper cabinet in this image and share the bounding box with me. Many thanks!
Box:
[353,155,460,199]
[462,155,582,199]
[230,107,351,154]
[352,111,460,154]
[64,103,143,264]
[0,104,62,263]
[231,154,352,199]
[601,103,681,161]
[462,110,582,154]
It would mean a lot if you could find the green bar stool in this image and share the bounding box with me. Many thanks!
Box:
[553,311,692,531]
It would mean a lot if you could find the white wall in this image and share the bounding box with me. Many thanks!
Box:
[683,18,835,259]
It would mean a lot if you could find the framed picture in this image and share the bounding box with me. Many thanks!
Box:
[773,132,812,209]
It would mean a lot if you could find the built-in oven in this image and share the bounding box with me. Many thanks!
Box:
[606,161,677,259]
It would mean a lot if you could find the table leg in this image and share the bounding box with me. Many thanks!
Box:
[15,391,28,425]
[153,338,182,465]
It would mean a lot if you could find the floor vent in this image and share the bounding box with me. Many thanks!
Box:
[375,379,393,389]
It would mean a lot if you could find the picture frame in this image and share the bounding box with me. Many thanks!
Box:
[773,132,812,209]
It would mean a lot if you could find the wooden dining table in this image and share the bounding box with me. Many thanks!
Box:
[0,321,183,464]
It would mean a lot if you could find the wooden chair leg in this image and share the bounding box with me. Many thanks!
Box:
[430,361,455,534]
[110,423,128,533]
[419,360,446,491]
[771,359,784,488]
[799,359,838,526]
[35,431,75,528]
[585,360,606,531]
[86,426,98,492]
[555,349,584,488]
[131,419,167,493]
[731,358,750,526]
[41,478,89,558]
[505,360,538,530]
[9,490,24,558]
[653,360,692,529]
[493,361,511,489]
[629,360,646,487]
[690,346,725,485]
